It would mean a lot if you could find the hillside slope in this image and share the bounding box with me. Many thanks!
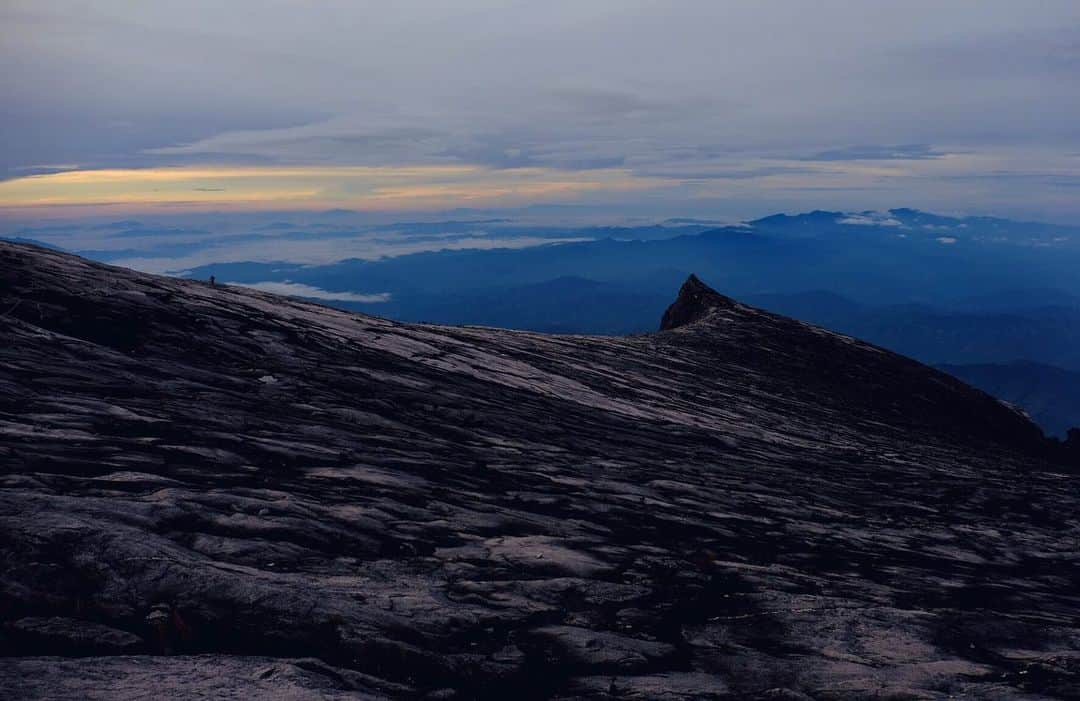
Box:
[1,241,1078,700]
[939,361,1080,439]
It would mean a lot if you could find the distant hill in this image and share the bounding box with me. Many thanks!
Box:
[938,361,1080,438]
[394,276,672,334]
[188,208,1080,311]
[748,292,1080,373]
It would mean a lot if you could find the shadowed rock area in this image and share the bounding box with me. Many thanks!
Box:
[659,274,739,331]
[1,240,1078,700]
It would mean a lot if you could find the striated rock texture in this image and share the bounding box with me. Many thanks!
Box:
[0,240,1078,700]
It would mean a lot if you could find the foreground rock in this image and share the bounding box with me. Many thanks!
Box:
[0,656,407,699]
[1,241,1078,699]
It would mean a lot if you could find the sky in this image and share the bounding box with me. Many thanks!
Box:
[2,1,1080,222]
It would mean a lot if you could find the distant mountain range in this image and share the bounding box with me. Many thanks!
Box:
[746,291,1080,371]
[187,207,1080,308]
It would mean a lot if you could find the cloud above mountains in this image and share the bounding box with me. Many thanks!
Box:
[231,281,391,303]
[2,1,1078,220]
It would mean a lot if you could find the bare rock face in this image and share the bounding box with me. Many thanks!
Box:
[658,273,739,330]
[4,617,143,656]
[1,241,1078,700]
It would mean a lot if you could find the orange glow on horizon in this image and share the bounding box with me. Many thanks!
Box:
[0,164,659,215]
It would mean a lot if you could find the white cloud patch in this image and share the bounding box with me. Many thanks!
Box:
[936,236,958,244]
[231,281,391,303]
[837,212,904,227]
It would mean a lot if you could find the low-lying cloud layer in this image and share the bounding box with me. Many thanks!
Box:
[0,211,602,274]
[230,281,391,303]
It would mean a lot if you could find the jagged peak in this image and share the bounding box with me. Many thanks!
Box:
[659,274,737,330]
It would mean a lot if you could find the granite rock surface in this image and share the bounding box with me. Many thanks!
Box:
[1,241,1078,699]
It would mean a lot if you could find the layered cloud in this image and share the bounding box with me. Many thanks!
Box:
[2,1,1079,219]
[0,165,659,212]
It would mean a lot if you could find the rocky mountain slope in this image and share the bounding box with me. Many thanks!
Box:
[1,241,1078,700]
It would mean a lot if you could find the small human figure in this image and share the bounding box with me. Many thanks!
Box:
[146,604,173,654]
[209,275,216,286]
[146,603,192,654]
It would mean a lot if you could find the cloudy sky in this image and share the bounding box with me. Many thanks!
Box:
[2,1,1079,221]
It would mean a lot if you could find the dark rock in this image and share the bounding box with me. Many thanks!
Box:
[523,625,678,674]
[0,242,1076,699]
[0,655,406,699]
[658,273,738,330]
[568,672,731,699]
[4,617,143,656]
